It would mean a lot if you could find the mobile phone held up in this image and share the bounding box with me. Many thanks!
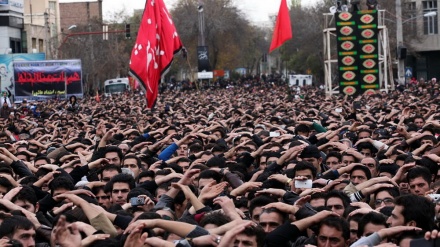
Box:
[130,197,145,206]
[269,132,280,137]
[295,179,313,189]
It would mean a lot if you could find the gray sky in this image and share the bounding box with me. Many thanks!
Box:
[59,0,319,25]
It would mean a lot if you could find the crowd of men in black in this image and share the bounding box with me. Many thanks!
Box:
[0,79,440,247]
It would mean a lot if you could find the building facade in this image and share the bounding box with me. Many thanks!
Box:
[23,0,60,58]
[0,0,24,54]
[59,0,102,32]
[405,0,440,81]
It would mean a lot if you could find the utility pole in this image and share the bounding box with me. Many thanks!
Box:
[44,12,49,58]
[396,0,405,85]
[198,0,205,46]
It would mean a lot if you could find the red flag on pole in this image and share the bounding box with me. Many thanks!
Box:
[269,0,292,53]
[129,0,183,108]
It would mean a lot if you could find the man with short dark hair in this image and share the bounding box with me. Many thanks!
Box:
[406,166,431,196]
[357,212,387,238]
[0,215,36,247]
[104,173,135,206]
[104,146,123,166]
[265,211,349,247]
[235,225,266,247]
[299,145,326,174]
[325,190,351,216]
[387,194,435,232]
[258,207,286,233]
[122,154,141,178]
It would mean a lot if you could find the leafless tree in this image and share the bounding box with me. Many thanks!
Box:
[171,0,268,74]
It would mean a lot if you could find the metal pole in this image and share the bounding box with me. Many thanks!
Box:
[396,0,405,86]
[44,12,48,57]
[198,1,205,46]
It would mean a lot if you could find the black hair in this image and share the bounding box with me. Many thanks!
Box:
[104,146,123,161]
[325,190,351,210]
[420,135,438,145]
[295,124,310,135]
[241,225,266,247]
[123,154,142,168]
[357,212,387,238]
[326,151,342,162]
[188,143,204,153]
[104,174,135,194]
[394,194,435,232]
[15,151,30,161]
[350,165,372,180]
[12,185,37,206]
[416,158,439,181]
[198,170,222,184]
[48,176,74,195]
[260,207,288,223]
[358,143,377,156]
[19,176,38,186]
[261,151,282,160]
[318,216,350,241]
[34,155,51,164]
[137,170,155,183]
[249,196,277,220]
[373,186,400,200]
[406,166,432,184]
[99,164,122,178]
[293,161,317,179]
[199,211,231,228]
[0,215,34,238]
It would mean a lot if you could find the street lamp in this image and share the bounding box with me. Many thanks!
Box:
[398,11,437,24]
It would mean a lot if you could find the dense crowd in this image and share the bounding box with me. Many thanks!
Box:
[0,80,440,247]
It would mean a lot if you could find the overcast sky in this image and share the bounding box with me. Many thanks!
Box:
[59,0,319,25]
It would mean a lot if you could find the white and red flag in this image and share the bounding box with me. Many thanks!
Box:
[129,0,183,108]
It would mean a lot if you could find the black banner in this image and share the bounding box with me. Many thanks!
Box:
[197,46,211,72]
[13,60,83,100]
[336,10,379,95]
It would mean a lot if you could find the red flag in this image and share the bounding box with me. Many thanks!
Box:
[269,0,292,53]
[129,0,183,108]
[95,91,100,102]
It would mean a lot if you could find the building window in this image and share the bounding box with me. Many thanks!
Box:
[423,1,438,35]
[9,38,22,53]
[39,39,43,53]
[405,2,417,33]
[49,1,56,11]
[32,38,37,49]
